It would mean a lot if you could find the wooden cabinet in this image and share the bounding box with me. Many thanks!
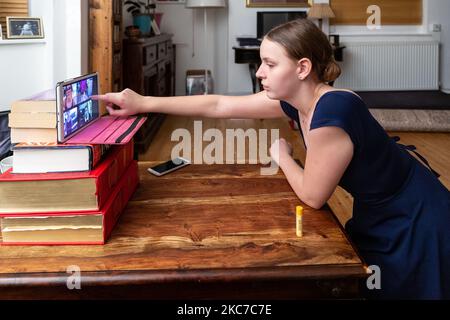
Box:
[89,0,124,114]
[123,34,175,154]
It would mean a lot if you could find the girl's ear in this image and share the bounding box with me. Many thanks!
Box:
[296,58,312,81]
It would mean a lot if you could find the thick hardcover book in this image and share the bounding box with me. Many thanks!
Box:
[12,142,111,173]
[0,140,134,214]
[9,112,56,129]
[0,160,139,245]
[10,127,58,144]
[10,89,56,114]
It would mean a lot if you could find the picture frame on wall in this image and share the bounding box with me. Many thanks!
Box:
[6,17,44,39]
[246,0,310,8]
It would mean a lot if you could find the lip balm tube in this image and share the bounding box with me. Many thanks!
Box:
[296,206,303,237]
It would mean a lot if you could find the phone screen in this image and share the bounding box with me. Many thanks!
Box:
[150,158,188,174]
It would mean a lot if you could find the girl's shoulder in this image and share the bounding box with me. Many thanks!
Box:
[311,89,367,130]
[316,90,365,115]
[320,89,363,102]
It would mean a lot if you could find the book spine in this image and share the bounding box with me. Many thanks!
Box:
[91,144,112,169]
[96,141,134,210]
[103,160,139,243]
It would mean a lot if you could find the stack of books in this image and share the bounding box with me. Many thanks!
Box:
[9,89,58,144]
[0,91,139,246]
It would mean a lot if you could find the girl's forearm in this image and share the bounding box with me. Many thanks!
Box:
[279,156,318,208]
[141,94,222,117]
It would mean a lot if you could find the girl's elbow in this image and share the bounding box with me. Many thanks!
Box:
[300,193,327,210]
[305,199,326,210]
[292,182,330,210]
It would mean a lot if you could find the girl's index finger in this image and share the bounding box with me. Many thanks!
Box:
[91,94,107,101]
[92,93,122,105]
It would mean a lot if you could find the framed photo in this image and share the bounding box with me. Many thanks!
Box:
[329,34,340,47]
[246,0,310,8]
[6,17,44,39]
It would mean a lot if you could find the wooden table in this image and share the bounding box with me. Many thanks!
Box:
[0,163,367,299]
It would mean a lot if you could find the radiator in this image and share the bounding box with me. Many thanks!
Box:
[335,40,440,91]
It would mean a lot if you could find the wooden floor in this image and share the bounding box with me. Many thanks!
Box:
[139,116,450,226]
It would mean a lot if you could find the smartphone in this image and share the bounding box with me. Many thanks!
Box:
[147,157,191,176]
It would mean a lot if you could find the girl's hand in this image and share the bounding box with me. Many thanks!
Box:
[270,138,293,166]
[92,88,146,117]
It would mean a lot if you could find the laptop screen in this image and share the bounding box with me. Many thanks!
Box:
[62,74,100,139]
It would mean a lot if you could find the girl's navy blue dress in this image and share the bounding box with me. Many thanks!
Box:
[280,91,450,299]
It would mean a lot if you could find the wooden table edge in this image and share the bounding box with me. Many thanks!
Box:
[0,264,367,288]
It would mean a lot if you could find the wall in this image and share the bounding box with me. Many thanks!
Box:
[52,0,86,85]
[1,0,447,110]
[330,0,449,92]
[0,0,87,111]
[0,0,53,111]
[123,2,228,96]
[226,1,308,95]
[426,0,450,92]
[126,1,308,96]
[227,0,449,94]
[224,0,449,94]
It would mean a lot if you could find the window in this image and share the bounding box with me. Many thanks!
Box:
[330,0,422,25]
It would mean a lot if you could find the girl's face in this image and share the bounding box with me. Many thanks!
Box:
[256,38,299,101]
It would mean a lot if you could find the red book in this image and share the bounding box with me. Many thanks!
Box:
[0,160,139,245]
[0,140,134,215]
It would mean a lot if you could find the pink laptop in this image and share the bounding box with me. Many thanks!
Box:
[56,73,146,145]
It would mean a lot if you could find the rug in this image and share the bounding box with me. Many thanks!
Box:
[369,109,450,132]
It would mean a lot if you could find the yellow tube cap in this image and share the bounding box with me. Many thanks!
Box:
[296,206,303,216]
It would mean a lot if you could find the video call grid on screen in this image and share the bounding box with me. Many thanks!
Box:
[62,76,99,138]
